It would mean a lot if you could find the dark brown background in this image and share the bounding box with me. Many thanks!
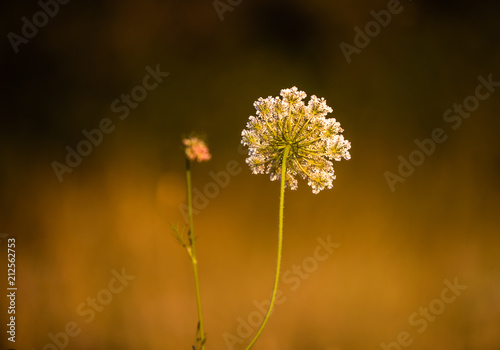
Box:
[1,0,499,349]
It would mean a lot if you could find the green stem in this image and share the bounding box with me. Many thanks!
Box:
[245,145,291,350]
[186,159,206,349]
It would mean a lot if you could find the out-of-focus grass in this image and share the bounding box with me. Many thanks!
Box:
[12,133,500,349]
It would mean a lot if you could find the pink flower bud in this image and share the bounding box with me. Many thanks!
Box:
[183,137,211,162]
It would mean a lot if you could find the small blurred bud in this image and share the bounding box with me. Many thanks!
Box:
[183,137,211,162]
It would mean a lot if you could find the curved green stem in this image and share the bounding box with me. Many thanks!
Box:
[245,145,291,350]
[186,159,206,349]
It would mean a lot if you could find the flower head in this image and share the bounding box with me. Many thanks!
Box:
[183,137,211,162]
[241,87,351,194]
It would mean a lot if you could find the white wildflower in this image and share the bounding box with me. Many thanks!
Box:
[241,87,351,194]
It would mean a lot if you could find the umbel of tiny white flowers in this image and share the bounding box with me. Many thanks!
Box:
[241,87,351,194]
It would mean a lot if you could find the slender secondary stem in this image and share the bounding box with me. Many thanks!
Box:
[245,145,291,350]
[186,159,206,349]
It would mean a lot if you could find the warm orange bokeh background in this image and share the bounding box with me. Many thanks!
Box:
[1,1,499,349]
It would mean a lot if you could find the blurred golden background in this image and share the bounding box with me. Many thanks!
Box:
[1,0,500,349]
